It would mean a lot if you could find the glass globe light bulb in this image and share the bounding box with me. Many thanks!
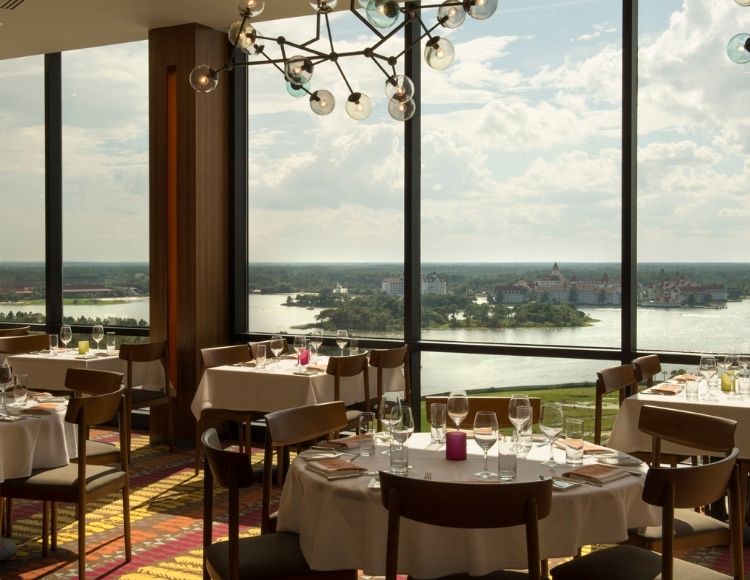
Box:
[727,33,750,64]
[285,56,315,84]
[388,97,416,121]
[345,93,373,120]
[467,0,497,20]
[734,0,750,6]
[366,0,400,29]
[310,90,336,115]
[228,19,257,53]
[237,0,266,16]
[385,75,415,102]
[438,0,466,28]
[424,37,455,70]
[286,81,310,98]
[189,65,219,93]
[309,0,338,11]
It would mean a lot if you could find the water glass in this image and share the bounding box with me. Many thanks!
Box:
[389,441,408,475]
[358,412,376,456]
[516,425,533,458]
[106,332,116,353]
[565,418,584,466]
[13,374,27,405]
[497,435,517,481]
[349,338,359,356]
[78,340,90,355]
[309,341,319,364]
[252,344,267,369]
[430,402,447,444]
[685,379,699,401]
[49,334,59,355]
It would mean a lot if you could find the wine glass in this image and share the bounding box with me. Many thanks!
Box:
[270,334,285,367]
[699,355,718,401]
[92,324,104,352]
[60,324,72,352]
[0,363,11,411]
[391,405,414,445]
[293,335,307,367]
[379,392,402,445]
[508,394,532,443]
[473,411,499,479]
[309,329,323,360]
[447,390,469,430]
[540,402,564,467]
[335,330,348,356]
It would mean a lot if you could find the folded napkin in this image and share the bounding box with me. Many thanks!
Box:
[305,458,367,479]
[562,463,630,485]
[21,402,66,415]
[672,373,701,383]
[644,382,683,395]
[317,434,369,449]
[555,439,611,455]
[307,363,327,372]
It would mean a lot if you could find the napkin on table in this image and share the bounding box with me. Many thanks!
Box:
[21,402,66,415]
[562,463,630,485]
[305,458,367,479]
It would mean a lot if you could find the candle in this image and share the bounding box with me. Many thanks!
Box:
[299,348,310,365]
[78,340,90,354]
[445,431,467,461]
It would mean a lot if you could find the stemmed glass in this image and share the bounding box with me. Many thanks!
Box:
[379,392,402,447]
[721,353,739,399]
[0,363,11,411]
[293,336,307,368]
[540,402,564,467]
[508,394,532,444]
[335,330,348,356]
[699,355,718,401]
[391,406,414,445]
[270,334,285,368]
[473,411,499,479]
[447,390,469,431]
[309,329,323,360]
[60,324,72,352]
[92,324,104,352]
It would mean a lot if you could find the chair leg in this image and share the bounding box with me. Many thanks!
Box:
[167,401,175,452]
[122,485,132,562]
[51,502,57,551]
[195,419,204,475]
[4,498,12,536]
[42,501,49,558]
[541,558,549,578]
[78,502,86,579]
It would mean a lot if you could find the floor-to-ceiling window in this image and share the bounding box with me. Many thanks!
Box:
[0,55,46,325]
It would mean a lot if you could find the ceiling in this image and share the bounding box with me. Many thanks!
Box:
[0,0,313,60]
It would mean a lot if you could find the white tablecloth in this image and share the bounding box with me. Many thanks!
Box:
[276,433,659,576]
[608,391,750,460]
[0,406,77,483]
[191,356,404,419]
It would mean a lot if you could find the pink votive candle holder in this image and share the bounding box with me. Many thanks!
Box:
[445,431,467,461]
[299,348,310,366]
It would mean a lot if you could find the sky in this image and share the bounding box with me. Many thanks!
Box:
[0,0,748,263]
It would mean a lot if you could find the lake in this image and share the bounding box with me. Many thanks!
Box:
[3,294,747,395]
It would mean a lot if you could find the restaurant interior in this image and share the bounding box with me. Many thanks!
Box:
[1,0,750,578]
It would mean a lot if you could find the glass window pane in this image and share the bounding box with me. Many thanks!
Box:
[421,0,623,348]
[246,13,404,339]
[0,55,46,324]
[62,41,149,329]
[637,2,750,354]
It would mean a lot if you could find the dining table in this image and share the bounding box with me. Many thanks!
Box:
[276,432,660,577]
[190,355,404,420]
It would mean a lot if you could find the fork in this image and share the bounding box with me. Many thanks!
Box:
[423,471,432,480]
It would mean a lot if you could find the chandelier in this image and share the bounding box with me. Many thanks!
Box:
[727,0,750,64]
[189,0,498,121]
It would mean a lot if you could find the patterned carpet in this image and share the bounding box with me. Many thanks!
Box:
[0,429,745,579]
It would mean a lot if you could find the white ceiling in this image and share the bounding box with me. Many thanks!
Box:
[0,0,314,60]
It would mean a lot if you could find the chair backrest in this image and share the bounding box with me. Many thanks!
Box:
[66,386,128,469]
[0,325,30,337]
[0,333,50,355]
[200,344,250,371]
[326,353,370,409]
[261,402,348,533]
[65,367,124,396]
[424,396,541,429]
[594,364,639,444]
[642,447,743,580]
[119,340,168,389]
[638,404,737,464]
[632,354,661,388]
[250,338,288,356]
[379,472,552,580]
[369,346,410,404]
[202,427,256,580]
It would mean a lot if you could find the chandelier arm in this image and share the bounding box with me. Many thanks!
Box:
[418,0,463,7]
[349,0,387,39]
[323,11,337,54]
[276,39,331,60]
[255,49,287,75]
[300,12,323,47]
[393,17,440,59]
[333,59,356,94]
[368,18,410,52]
[369,53,398,80]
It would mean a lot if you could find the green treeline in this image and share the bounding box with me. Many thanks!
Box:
[0,311,148,328]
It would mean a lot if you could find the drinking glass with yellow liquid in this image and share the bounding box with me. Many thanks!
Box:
[720,353,739,397]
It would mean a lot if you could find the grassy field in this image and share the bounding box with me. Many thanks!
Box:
[417,385,621,442]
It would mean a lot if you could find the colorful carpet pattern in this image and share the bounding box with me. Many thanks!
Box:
[0,429,745,579]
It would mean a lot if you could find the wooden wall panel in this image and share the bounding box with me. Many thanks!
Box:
[149,24,230,445]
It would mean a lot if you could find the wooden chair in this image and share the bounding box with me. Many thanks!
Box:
[0,387,131,579]
[250,338,288,362]
[195,344,256,473]
[325,353,370,427]
[119,340,174,461]
[633,354,661,388]
[551,428,743,579]
[0,333,50,356]
[368,345,410,408]
[203,416,356,580]
[0,325,30,337]
[594,364,639,445]
[624,405,737,554]
[379,471,552,580]
[424,395,541,429]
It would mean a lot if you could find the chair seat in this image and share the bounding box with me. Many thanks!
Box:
[1,464,126,500]
[411,570,530,579]
[634,507,729,541]
[204,531,319,579]
[550,544,730,579]
[83,440,120,462]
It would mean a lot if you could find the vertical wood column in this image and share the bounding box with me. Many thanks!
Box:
[149,24,231,444]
